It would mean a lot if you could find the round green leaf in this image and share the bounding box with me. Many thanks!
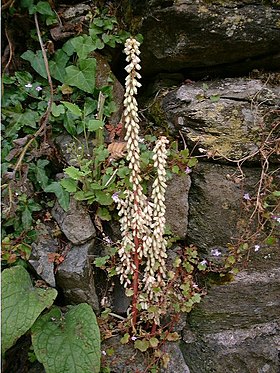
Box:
[32,304,101,373]
[1,266,57,354]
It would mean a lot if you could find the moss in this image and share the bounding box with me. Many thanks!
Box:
[149,99,169,130]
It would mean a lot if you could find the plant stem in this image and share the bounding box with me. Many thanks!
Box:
[132,233,139,328]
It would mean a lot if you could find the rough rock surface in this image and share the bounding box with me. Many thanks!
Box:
[149,78,280,160]
[165,174,191,238]
[127,0,280,77]
[187,162,261,251]
[52,198,96,245]
[29,223,58,287]
[181,245,280,373]
[102,337,191,373]
[56,240,99,312]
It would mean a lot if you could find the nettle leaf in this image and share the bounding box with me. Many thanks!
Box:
[44,182,70,211]
[1,266,57,354]
[31,304,101,373]
[65,58,96,94]
[61,101,82,116]
[21,50,47,79]
[87,119,104,132]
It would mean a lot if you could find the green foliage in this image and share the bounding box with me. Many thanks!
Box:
[1,266,57,354]
[32,304,101,373]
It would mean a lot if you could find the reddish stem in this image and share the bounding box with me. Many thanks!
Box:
[132,234,139,327]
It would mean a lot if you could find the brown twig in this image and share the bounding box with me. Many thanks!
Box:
[34,12,54,139]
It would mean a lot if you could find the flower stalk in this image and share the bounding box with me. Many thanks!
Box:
[117,37,169,329]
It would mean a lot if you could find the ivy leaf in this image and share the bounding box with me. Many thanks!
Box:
[65,58,96,94]
[4,109,39,138]
[68,35,97,59]
[35,1,55,16]
[21,206,33,229]
[87,119,104,132]
[49,50,69,82]
[21,50,47,79]
[134,339,149,352]
[1,266,57,354]
[32,304,101,373]
[61,101,82,117]
[63,111,77,136]
[44,182,70,211]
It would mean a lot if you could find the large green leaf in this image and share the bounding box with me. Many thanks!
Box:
[32,304,101,373]
[69,35,97,59]
[65,58,96,94]
[21,50,47,79]
[44,182,70,211]
[1,266,57,354]
[49,50,69,83]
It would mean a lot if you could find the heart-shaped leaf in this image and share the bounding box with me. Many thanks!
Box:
[1,266,57,354]
[32,304,101,373]
[65,58,96,94]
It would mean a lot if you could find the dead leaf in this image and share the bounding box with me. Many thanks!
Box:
[108,142,127,161]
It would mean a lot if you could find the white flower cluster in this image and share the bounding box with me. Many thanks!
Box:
[143,136,169,300]
[116,38,152,287]
[117,39,169,309]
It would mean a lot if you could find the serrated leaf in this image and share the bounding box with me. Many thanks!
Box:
[32,304,101,373]
[51,103,65,117]
[1,266,57,354]
[187,157,198,167]
[149,337,159,348]
[21,50,47,79]
[61,101,82,116]
[64,166,84,180]
[65,58,96,94]
[96,207,111,221]
[120,333,130,344]
[94,190,113,206]
[166,332,180,341]
[44,182,70,211]
[60,178,78,193]
[134,339,149,352]
[87,119,104,132]
[94,255,110,268]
